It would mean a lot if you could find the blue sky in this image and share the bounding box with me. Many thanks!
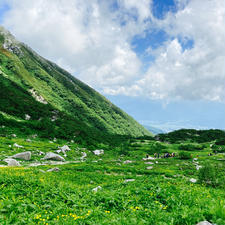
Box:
[0,0,224,131]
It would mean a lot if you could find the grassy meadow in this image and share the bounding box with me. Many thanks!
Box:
[0,135,225,225]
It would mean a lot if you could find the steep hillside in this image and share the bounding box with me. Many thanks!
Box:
[0,26,150,145]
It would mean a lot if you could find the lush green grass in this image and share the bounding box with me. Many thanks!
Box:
[0,136,225,224]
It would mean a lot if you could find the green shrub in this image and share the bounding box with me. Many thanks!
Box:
[178,151,192,160]
[198,164,223,187]
[178,144,204,151]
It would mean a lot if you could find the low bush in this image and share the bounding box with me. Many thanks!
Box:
[198,164,225,188]
[178,151,192,160]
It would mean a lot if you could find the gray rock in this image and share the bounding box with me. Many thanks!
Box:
[123,160,133,164]
[42,152,65,161]
[12,151,31,160]
[146,166,153,170]
[81,152,87,161]
[26,139,32,142]
[3,158,21,166]
[11,134,17,137]
[25,114,31,120]
[13,143,23,148]
[190,178,197,183]
[93,149,104,155]
[92,186,102,192]
[142,156,155,161]
[61,145,71,152]
[124,179,135,183]
[144,162,154,165]
[47,167,60,172]
[196,221,213,225]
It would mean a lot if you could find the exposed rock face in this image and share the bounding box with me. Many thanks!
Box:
[42,152,65,161]
[3,158,21,166]
[29,89,48,104]
[12,151,31,160]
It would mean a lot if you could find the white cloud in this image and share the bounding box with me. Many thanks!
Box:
[1,0,225,102]
[2,0,149,87]
[140,0,225,102]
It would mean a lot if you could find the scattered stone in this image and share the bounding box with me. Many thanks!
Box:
[60,145,71,152]
[31,134,38,138]
[26,139,32,142]
[196,221,213,225]
[124,179,135,183]
[39,169,46,173]
[193,158,198,161]
[93,149,104,155]
[196,165,202,170]
[11,134,17,137]
[9,145,11,148]
[39,151,45,156]
[29,89,48,104]
[49,141,53,143]
[142,156,155,161]
[190,178,197,183]
[13,143,24,148]
[25,114,31,120]
[53,138,57,142]
[42,152,65,161]
[155,161,158,164]
[3,158,21,166]
[146,166,153,170]
[47,167,60,172]
[123,160,133,164]
[81,152,87,161]
[71,140,74,143]
[12,151,31,160]
[144,162,154,165]
[92,186,102,193]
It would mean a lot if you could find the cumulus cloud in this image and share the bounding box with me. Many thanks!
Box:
[2,0,150,86]
[1,0,225,102]
[140,0,225,101]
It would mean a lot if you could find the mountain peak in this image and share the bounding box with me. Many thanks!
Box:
[0,26,22,56]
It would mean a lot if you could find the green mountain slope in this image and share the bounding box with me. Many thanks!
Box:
[0,26,150,144]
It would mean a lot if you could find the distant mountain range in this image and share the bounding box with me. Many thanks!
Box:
[143,125,165,135]
[0,26,151,145]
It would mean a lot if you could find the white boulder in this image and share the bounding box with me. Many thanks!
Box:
[190,178,197,183]
[197,221,213,225]
[4,158,21,166]
[93,149,104,156]
[42,152,65,161]
[13,143,23,148]
[92,186,102,193]
[12,151,31,160]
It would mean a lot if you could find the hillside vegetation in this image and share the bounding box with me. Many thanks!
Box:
[0,26,150,146]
